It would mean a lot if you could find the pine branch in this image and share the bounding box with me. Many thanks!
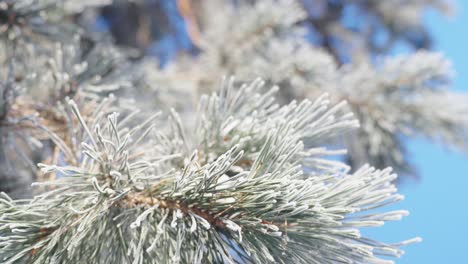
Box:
[0,79,418,263]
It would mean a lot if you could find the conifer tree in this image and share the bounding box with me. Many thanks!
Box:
[0,0,464,263]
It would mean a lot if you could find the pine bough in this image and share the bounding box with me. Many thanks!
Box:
[0,78,419,263]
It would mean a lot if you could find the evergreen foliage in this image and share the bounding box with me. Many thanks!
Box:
[0,0,463,263]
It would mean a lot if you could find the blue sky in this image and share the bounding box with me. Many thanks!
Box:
[364,3,468,263]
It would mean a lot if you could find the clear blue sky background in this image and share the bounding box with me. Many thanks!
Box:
[363,3,468,263]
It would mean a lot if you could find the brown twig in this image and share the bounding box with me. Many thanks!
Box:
[122,191,226,228]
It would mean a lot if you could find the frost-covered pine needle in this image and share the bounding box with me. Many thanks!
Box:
[0,79,419,263]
